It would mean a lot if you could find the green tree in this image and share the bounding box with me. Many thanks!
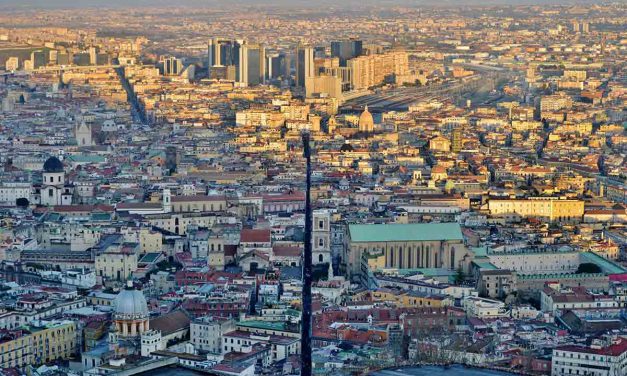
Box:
[576,263,601,274]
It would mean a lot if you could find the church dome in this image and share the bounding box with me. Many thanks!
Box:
[43,156,64,173]
[358,105,374,132]
[114,283,149,320]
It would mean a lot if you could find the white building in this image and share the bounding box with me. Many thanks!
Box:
[312,209,332,266]
[552,336,627,376]
[61,269,97,289]
[190,316,235,354]
[463,296,508,318]
[33,156,74,206]
[221,331,299,362]
[141,330,166,357]
[540,284,619,314]
[75,121,93,146]
[0,182,31,206]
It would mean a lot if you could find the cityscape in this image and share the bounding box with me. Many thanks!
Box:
[0,1,626,376]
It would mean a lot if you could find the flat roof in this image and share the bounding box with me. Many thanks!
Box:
[237,320,291,332]
[580,251,627,275]
[472,261,499,270]
[139,252,162,263]
[348,222,464,243]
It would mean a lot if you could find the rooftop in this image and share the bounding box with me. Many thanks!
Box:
[348,222,464,243]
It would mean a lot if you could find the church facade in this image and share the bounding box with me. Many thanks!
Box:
[32,156,74,206]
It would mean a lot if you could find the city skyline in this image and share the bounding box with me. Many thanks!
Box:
[0,1,625,376]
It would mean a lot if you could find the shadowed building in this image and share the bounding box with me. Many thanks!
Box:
[345,222,466,282]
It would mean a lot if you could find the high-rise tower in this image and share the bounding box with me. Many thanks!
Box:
[295,45,315,88]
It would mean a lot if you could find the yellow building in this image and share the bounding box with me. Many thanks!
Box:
[305,74,342,100]
[139,228,162,253]
[348,51,408,90]
[429,136,451,152]
[487,198,584,223]
[563,70,587,81]
[235,109,285,128]
[29,321,76,365]
[540,94,573,112]
[0,320,76,369]
[170,195,227,213]
[352,288,451,308]
[398,291,451,308]
[95,249,138,282]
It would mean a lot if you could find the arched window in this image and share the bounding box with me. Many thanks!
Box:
[425,245,430,267]
[319,254,324,263]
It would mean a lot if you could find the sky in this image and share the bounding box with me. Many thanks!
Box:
[0,0,599,8]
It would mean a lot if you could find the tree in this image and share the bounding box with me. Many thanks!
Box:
[576,263,602,274]
[15,197,29,208]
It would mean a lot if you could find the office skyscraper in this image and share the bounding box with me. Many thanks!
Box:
[208,38,237,67]
[163,56,183,76]
[207,38,218,67]
[208,38,243,81]
[295,45,315,88]
[331,39,363,66]
[241,43,265,85]
[266,52,286,81]
[89,46,98,65]
[581,21,590,33]
[208,38,265,85]
[30,50,47,69]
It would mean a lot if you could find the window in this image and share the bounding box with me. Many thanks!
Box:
[48,189,54,197]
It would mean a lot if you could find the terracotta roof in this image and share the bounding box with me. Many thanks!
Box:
[53,204,114,212]
[171,194,226,202]
[241,229,271,243]
[224,244,237,257]
[116,202,162,210]
[273,245,301,257]
[262,192,305,202]
[149,309,191,335]
[556,338,627,357]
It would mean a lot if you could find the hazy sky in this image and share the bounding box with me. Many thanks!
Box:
[0,0,598,8]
